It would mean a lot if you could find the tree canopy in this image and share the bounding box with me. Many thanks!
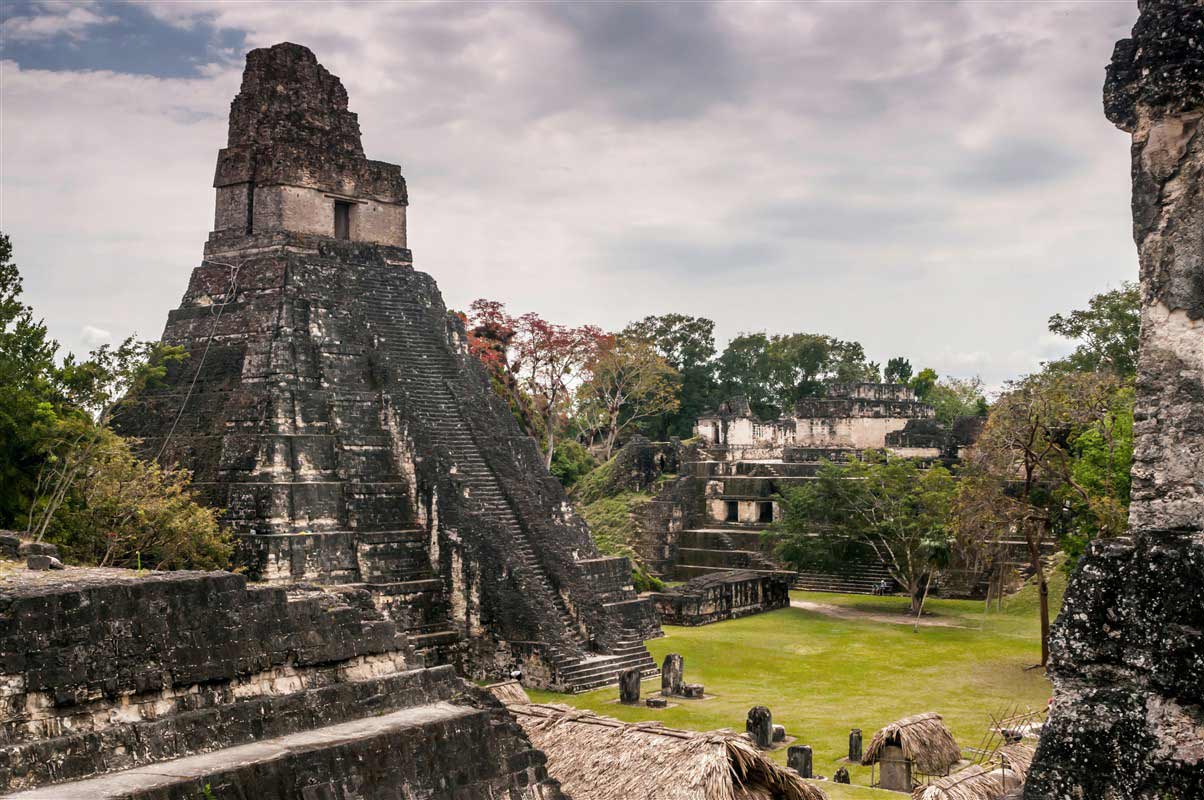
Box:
[1047,282,1140,378]
[0,233,230,570]
[621,313,716,439]
[770,452,956,614]
[717,332,879,419]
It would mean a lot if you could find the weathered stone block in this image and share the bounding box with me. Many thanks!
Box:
[618,668,641,704]
[746,706,773,749]
[878,744,911,792]
[661,653,683,695]
[787,745,813,778]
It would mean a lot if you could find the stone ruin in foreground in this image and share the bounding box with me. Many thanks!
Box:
[110,43,659,694]
[0,567,567,798]
[1025,2,1203,797]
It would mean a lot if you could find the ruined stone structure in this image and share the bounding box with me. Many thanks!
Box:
[0,564,566,798]
[1025,3,1204,797]
[628,385,985,594]
[112,42,657,692]
[652,569,792,626]
[695,384,958,460]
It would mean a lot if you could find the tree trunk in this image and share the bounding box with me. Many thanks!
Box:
[910,580,924,615]
[544,425,555,470]
[604,412,620,460]
[914,572,934,631]
[1027,524,1050,666]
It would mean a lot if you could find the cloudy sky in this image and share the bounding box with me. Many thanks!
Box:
[2,1,1139,387]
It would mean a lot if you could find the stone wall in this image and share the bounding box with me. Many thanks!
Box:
[695,383,941,456]
[1024,3,1204,797]
[0,565,564,798]
[652,570,792,626]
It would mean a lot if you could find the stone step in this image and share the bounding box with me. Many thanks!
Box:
[356,529,426,544]
[3,702,488,800]
[408,629,460,650]
[558,654,657,680]
[353,578,444,594]
[566,666,660,694]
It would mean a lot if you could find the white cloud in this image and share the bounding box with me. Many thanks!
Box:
[0,2,1140,386]
[79,324,111,347]
[1,1,117,42]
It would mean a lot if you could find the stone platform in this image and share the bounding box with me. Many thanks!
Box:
[0,563,564,798]
[5,703,543,800]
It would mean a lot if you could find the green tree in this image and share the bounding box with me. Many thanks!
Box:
[577,337,680,459]
[1047,282,1140,378]
[0,234,61,525]
[715,333,776,417]
[926,376,989,424]
[1060,385,1133,564]
[1,232,228,571]
[769,452,956,615]
[26,336,186,541]
[717,332,878,419]
[42,428,231,570]
[621,313,717,439]
[884,356,913,385]
[548,439,597,490]
[955,371,1124,666]
[909,367,938,400]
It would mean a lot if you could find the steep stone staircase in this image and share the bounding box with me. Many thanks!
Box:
[793,559,898,594]
[358,268,656,692]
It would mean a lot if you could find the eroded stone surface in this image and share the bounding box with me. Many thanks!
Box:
[1025,4,1204,797]
[0,566,565,798]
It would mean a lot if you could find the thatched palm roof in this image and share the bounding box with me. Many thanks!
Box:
[911,764,1023,800]
[862,713,962,775]
[996,742,1034,781]
[504,701,826,800]
[487,680,533,706]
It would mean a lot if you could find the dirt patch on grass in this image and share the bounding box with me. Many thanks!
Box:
[790,598,969,628]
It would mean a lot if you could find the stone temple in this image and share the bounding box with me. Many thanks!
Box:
[628,384,995,596]
[112,42,658,693]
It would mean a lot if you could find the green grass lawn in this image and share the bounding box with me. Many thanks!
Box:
[529,575,1064,799]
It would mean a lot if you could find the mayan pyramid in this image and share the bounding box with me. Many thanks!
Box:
[115,42,659,692]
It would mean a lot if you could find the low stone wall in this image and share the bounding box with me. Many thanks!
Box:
[652,570,792,626]
[101,705,554,800]
[0,564,564,798]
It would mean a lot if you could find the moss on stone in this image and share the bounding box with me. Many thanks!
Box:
[577,491,662,592]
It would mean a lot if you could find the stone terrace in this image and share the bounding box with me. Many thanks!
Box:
[0,564,564,798]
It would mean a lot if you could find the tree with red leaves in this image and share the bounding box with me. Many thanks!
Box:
[464,300,604,469]
[462,300,538,438]
[511,312,605,468]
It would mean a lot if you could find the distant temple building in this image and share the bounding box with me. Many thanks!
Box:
[696,383,946,457]
[626,383,986,594]
[114,43,657,692]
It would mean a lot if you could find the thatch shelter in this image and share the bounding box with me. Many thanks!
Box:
[911,765,1023,800]
[996,742,1034,781]
[498,699,827,800]
[486,679,532,706]
[862,713,962,776]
